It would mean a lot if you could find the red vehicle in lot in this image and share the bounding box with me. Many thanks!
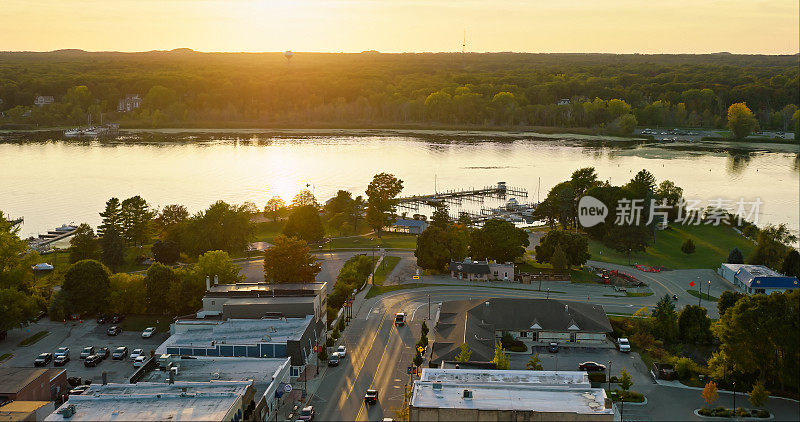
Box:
[578,361,607,372]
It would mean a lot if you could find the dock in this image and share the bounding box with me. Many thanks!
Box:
[397,182,528,211]
[28,224,78,252]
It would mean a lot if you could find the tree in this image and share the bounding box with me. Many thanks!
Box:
[614,114,638,136]
[178,201,253,256]
[492,340,510,370]
[652,294,678,342]
[152,240,180,264]
[0,288,38,331]
[681,238,696,254]
[144,262,178,314]
[678,305,712,344]
[0,211,38,291]
[154,204,188,237]
[717,291,744,316]
[469,219,529,263]
[455,343,472,362]
[702,380,719,406]
[99,227,125,271]
[749,382,769,408]
[195,250,243,284]
[283,205,324,243]
[534,230,590,268]
[619,368,633,391]
[365,173,404,236]
[263,235,321,283]
[62,260,111,315]
[625,169,656,197]
[98,197,123,237]
[69,223,99,263]
[727,247,744,264]
[413,346,424,368]
[569,167,599,198]
[655,180,684,219]
[526,353,543,370]
[550,246,568,270]
[415,225,469,272]
[292,189,318,208]
[429,205,452,230]
[107,273,147,315]
[781,250,800,279]
[727,102,758,139]
[264,196,286,222]
[167,270,206,316]
[421,320,429,336]
[120,195,154,246]
[748,224,795,269]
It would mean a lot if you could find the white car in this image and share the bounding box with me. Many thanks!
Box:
[141,327,156,338]
[130,348,143,360]
[133,355,147,367]
[336,345,347,358]
[617,338,631,353]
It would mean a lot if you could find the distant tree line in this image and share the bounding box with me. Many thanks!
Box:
[0,51,797,137]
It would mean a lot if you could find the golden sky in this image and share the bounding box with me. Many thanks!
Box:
[2,0,798,54]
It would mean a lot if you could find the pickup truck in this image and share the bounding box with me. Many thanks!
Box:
[617,338,631,353]
[394,312,406,326]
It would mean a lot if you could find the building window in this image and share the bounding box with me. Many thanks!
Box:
[211,301,215,305]
[520,331,527,338]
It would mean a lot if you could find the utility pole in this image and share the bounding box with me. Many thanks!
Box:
[428,294,431,320]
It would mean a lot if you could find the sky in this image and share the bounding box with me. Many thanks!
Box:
[1,0,798,54]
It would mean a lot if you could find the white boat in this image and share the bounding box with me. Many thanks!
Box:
[64,128,83,137]
[83,126,109,136]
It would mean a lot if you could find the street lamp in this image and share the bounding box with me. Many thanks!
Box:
[607,361,612,392]
[627,248,631,265]
[733,382,736,410]
[707,280,712,304]
[546,288,550,300]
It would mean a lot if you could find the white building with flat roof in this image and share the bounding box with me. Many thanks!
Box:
[45,381,253,421]
[410,368,615,421]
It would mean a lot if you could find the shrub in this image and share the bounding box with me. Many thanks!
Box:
[756,410,770,418]
[325,338,334,347]
[698,408,712,416]
[714,407,726,413]
[331,327,340,340]
[717,410,732,418]
[337,317,346,332]
[736,408,749,417]
[609,376,619,383]
[509,344,527,352]
[587,372,606,383]
[681,238,696,254]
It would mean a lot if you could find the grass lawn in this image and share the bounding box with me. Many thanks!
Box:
[328,233,417,250]
[253,221,285,242]
[365,283,427,299]
[589,224,755,269]
[373,256,401,286]
[687,289,719,302]
[0,353,12,362]
[120,315,173,332]
[18,330,49,346]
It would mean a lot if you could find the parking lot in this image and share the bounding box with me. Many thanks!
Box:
[1,319,169,385]
[509,345,654,387]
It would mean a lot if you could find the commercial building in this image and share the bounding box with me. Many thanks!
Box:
[410,368,615,421]
[199,281,327,325]
[448,259,514,282]
[45,381,253,421]
[139,356,291,422]
[0,368,68,402]
[430,298,611,366]
[157,316,319,378]
[389,218,429,234]
[0,401,55,421]
[718,263,799,294]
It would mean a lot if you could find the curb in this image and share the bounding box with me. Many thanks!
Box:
[692,409,773,420]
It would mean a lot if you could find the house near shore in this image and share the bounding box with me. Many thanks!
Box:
[448,258,513,282]
[557,98,571,105]
[388,218,428,234]
[34,96,54,107]
[718,263,799,295]
[118,94,142,112]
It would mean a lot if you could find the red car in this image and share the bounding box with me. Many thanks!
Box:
[578,361,607,372]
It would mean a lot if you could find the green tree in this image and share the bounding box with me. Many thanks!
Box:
[727,247,744,264]
[0,288,38,331]
[168,270,206,316]
[99,227,125,271]
[424,91,453,122]
[152,240,180,264]
[455,343,472,362]
[154,204,189,237]
[550,245,568,270]
[413,346,424,368]
[749,382,769,408]
[717,290,744,316]
[614,114,637,136]
[526,353,543,370]
[727,102,758,139]
[195,250,243,284]
[0,211,38,291]
[283,205,324,243]
[144,262,179,314]
[748,224,795,269]
[263,235,321,283]
[681,238,696,254]
[264,196,286,222]
[107,273,147,315]
[652,294,679,342]
[365,173,404,236]
[469,219,529,263]
[619,368,633,391]
[120,195,154,246]
[655,180,684,219]
[69,223,100,263]
[780,250,800,279]
[180,201,253,256]
[625,169,657,197]
[492,340,510,369]
[569,167,599,198]
[415,225,469,272]
[534,230,590,268]
[62,260,111,315]
[678,305,712,344]
[292,189,318,208]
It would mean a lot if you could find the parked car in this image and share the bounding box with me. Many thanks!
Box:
[336,345,347,358]
[364,389,378,405]
[394,312,406,326]
[107,326,122,336]
[34,352,53,367]
[54,354,70,366]
[96,314,109,324]
[110,315,124,324]
[54,347,70,358]
[95,347,110,359]
[84,354,102,367]
[68,385,90,396]
[130,349,143,360]
[617,338,631,353]
[547,342,559,353]
[133,355,147,367]
[80,346,95,359]
[141,327,156,338]
[652,362,677,380]
[112,346,128,360]
[328,352,340,366]
[578,361,607,372]
[297,406,315,421]
[671,294,678,301]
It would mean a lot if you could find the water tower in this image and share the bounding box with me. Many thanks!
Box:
[284,51,294,63]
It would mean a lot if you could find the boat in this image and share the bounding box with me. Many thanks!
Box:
[64,128,83,137]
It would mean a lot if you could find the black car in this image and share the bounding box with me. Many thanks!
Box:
[34,352,53,367]
[80,346,95,359]
[54,354,70,366]
[107,326,122,336]
[364,389,378,405]
[84,354,102,367]
[112,346,128,360]
[95,347,110,359]
[547,342,559,353]
[110,315,125,324]
[578,361,607,372]
[96,314,109,324]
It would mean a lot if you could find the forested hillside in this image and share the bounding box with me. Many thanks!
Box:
[0,50,797,132]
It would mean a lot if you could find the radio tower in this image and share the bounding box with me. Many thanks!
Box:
[462,30,466,53]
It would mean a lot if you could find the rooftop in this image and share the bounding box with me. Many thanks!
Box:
[411,369,611,415]
[157,316,313,353]
[44,381,251,421]
[724,264,800,288]
[141,356,289,394]
[0,368,65,394]
[393,219,428,227]
[205,282,326,296]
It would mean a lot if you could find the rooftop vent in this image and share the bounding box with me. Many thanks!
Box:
[58,405,76,418]
[462,389,473,399]
[433,382,442,391]
[565,304,569,312]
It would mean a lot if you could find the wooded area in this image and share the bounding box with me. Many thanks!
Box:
[0,50,797,132]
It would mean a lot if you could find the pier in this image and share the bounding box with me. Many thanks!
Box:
[396,182,528,211]
[28,224,78,252]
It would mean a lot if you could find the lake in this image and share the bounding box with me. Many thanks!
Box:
[1,131,798,238]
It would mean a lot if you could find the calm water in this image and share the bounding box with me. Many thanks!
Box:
[1,133,798,238]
